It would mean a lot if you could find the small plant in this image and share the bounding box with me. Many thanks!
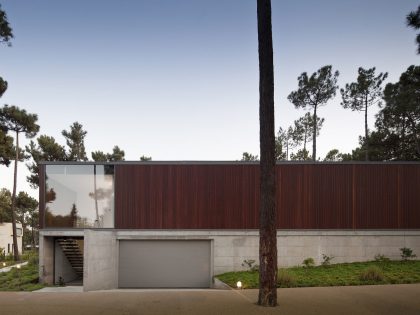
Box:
[28,255,39,266]
[374,254,391,263]
[241,259,259,272]
[302,257,315,268]
[277,270,296,288]
[400,247,416,261]
[58,276,65,286]
[321,254,334,267]
[359,266,384,282]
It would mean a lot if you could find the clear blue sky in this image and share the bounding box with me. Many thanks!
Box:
[1,0,419,197]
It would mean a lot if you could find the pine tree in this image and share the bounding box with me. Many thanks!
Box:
[341,67,387,160]
[0,105,39,260]
[288,66,339,161]
[62,122,88,161]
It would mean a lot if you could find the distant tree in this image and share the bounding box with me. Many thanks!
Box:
[69,203,78,227]
[0,105,39,260]
[0,188,12,223]
[0,4,13,95]
[277,126,296,160]
[0,25,14,166]
[0,77,7,97]
[92,146,125,162]
[62,122,88,161]
[15,191,38,248]
[406,5,420,54]
[341,67,388,160]
[274,137,286,161]
[324,149,343,161]
[241,152,259,161]
[288,65,339,161]
[0,4,13,45]
[292,113,324,153]
[140,155,152,161]
[257,0,277,306]
[0,128,14,166]
[107,145,125,161]
[290,149,311,161]
[26,135,67,188]
[348,66,420,161]
[91,150,107,162]
[377,65,420,160]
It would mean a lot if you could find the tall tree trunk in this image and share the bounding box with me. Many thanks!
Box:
[312,106,317,161]
[365,99,369,161]
[31,216,35,249]
[11,131,19,261]
[257,0,277,307]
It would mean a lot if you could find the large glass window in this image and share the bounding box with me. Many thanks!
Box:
[45,164,114,228]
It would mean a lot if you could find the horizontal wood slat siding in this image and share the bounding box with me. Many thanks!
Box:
[114,164,420,229]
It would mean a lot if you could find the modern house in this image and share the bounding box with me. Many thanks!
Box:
[0,222,23,257]
[38,162,420,291]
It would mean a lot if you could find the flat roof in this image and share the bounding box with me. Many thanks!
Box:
[39,161,420,165]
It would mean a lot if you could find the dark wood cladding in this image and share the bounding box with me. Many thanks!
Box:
[115,163,420,229]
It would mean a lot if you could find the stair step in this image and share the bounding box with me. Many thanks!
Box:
[57,238,84,277]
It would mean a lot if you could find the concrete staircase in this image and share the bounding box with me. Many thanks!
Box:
[56,238,83,278]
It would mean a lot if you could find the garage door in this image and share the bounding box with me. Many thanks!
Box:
[118,240,211,288]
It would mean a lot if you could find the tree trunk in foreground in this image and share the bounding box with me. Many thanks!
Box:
[11,131,20,261]
[257,0,277,307]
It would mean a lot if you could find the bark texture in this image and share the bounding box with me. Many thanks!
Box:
[11,131,19,261]
[257,0,277,307]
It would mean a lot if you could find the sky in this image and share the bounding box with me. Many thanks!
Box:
[1,0,419,198]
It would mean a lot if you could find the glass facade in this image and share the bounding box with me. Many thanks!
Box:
[44,164,114,228]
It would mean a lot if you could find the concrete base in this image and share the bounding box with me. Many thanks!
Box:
[40,229,420,291]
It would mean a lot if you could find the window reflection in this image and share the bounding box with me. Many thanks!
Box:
[45,165,114,228]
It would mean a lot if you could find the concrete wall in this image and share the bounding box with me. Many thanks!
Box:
[54,241,78,284]
[115,230,420,275]
[0,222,23,255]
[83,230,118,291]
[39,230,83,285]
[39,229,420,290]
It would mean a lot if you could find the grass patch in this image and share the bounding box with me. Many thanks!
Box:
[216,260,420,289]
[0,260,44,291]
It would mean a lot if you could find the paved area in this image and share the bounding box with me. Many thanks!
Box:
[0,284,419,315]
[0,261,28,273]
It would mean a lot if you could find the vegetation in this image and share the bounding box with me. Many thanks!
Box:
[92,145,125,162]
[359,266,384,282]
[302,257,315,268]
[321,254,335,267]
[217,260,420,289]
[288,65,339,161]
[241,152,258,161]
[400,247,417,261]
[0,253,44,291]
[340,67,388,161]
[0,105,39,260]
[406,5,420,54]
[241,259,259,272]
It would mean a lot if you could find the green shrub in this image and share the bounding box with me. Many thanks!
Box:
[302,257,315,268]
[28,255,39,266]
[400,247,416,261]
[277,270,296,288]
[321,254,334,267]
[374,254,391,263]
[359,266,384,282]
[241,259,259,272]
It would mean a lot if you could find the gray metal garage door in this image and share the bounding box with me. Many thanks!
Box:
[118,240,211,288]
